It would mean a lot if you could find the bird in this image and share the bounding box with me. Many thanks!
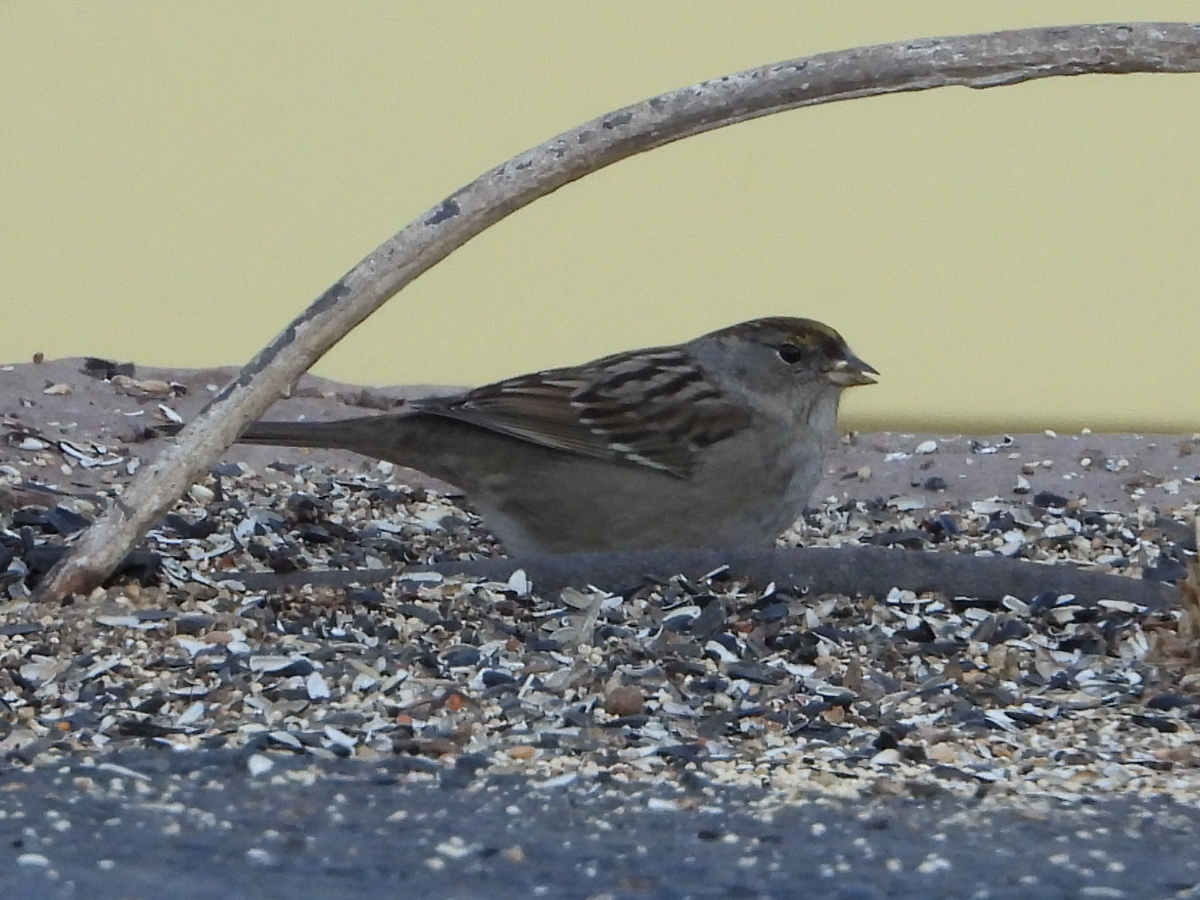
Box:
[236,317,876,555]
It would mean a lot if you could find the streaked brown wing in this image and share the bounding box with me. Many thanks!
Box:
[415,347,752,478]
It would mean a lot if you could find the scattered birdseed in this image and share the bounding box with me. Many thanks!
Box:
[2,401,1200,814]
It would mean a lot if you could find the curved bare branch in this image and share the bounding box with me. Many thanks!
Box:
[38,22,1200,600]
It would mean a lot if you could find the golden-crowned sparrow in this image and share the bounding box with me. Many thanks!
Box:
[239,317,876,554]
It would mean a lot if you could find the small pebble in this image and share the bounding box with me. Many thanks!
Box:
[604,685,645,717]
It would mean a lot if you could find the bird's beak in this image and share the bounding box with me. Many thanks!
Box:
[824,352,878,387]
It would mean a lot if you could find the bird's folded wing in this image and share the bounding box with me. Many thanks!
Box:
[416,348,752,478]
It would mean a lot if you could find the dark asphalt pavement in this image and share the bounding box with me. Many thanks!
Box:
[3,749,1200,900]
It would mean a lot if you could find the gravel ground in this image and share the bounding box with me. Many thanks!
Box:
[3,357,1200,899]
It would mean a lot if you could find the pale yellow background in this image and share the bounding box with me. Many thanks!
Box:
[3,3,1198,431]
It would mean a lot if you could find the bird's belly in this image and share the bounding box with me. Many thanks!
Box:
[470,444,818,555]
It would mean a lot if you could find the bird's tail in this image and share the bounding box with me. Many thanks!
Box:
[236,415,431,471]
[161,414,447,476]
[238,419,360,451]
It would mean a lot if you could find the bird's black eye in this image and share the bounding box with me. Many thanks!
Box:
[776,343,805,365]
